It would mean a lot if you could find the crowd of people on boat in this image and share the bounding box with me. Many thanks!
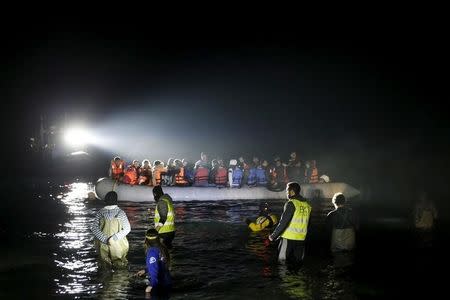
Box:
[109,151,330,191]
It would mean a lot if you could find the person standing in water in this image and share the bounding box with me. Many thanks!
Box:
[91,191,130,267]
[269,182,311,269]
[136,229,172,299]
[152,185,176,249]
[326,193,358,252]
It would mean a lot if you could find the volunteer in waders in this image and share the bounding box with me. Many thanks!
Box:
[91,191,131,267]
[269,182,311,267]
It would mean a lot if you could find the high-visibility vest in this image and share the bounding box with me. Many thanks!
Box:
[175,167,189,185]
[154,195,175,234]
[281,198,311,241]
[111,160,124,179]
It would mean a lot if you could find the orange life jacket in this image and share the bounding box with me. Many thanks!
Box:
[175,167,189,186]
[309,167,319,183]
[194,167,209,185]
[215,167,228,185]
[111,160,124,179]
[123,166,138,185]
[153,166,167,186]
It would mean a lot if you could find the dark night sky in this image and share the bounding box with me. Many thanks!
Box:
[2,22,449,205]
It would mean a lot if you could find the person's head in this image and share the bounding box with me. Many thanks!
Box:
[238,156,245,163]
[211,159,218,168]
[252,156,259,165]
[229,159,237,167]
[290,152,297,160]
[132,160,140,168]
[113,156,122,165]
[182,158,188,167]
[218,159,224,167]
[332,193,346,208]
[142,159,151,168]
[201,152,207,161]
[305,161,311,168]
[259,202,270,214]
[153,160,163,167]
[153,185,164,201]
[167,158,174,167]
[174,159,182,167]
[319,175,330,183]
[144,228,170,264]
[104,191,118,205]
[275,160,282,167]
[286,182,301,199]
[274,156,281,163]
[262,160,269,167]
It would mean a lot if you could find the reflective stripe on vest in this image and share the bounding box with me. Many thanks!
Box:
[281,199,311,241]
[154,196,175,233]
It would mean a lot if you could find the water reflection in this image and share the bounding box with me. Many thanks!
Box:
[48,181,361,299]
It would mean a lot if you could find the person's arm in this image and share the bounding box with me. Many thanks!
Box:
[110,209,131,241]
[90,211,108,244]
[269,202,295,240]
[248,217,270,231]
[156,200,168,225]
[146,248,160,288]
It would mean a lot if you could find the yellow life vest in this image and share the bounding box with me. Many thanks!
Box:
[281,198,311,240]
[155,195,175,234]
[249,214,278,232]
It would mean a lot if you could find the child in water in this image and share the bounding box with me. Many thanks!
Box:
[136,229,172,298]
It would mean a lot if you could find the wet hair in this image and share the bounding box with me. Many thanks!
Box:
[287,182,301,197]
[153,185,164,200]
[104,191,118,205]
[144,228,170,266]
[332,193,346,206]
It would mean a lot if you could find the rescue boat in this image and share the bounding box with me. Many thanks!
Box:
[95,177,360,202]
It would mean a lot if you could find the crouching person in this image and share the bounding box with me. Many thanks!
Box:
[91,191,130,268]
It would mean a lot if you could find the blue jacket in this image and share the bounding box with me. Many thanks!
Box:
[231,167,243,187]
[247,167,257,186]
[256,167,267,186]
[146,247,172,289]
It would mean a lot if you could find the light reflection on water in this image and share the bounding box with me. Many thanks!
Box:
[50,181,358,299]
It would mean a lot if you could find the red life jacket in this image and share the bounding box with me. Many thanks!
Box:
[309,167,319,183]
[175,167,189,186]
[194,167,209,185]
[215,167,228,186]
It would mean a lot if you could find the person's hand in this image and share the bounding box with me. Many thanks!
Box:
[145,286,152,293]
[136,269,146,277]
[107,237,115,246]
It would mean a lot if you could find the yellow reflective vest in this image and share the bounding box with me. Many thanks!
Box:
[155,195,175,234]
[281,198,311,240]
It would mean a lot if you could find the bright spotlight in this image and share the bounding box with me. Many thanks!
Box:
[64,128,92,147]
